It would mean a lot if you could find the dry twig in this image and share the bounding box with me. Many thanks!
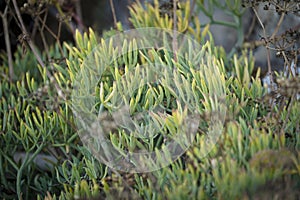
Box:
[0,1,14,81]
[109,0,117,28]
[252,7,274,89]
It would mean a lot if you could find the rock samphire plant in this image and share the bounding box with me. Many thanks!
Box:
[0,0,299,199]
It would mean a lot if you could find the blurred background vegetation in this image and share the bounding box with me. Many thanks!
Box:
[0,0,299,199]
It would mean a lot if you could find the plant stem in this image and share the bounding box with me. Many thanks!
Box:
[12,0,66,101]
[0,2,15,81]
[271,12,285,39]
[252,7,274,90]
[173,0,178,62]
[109,0,117,28]
[16,153,29,199]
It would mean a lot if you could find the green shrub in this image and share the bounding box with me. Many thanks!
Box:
[0,0,299,199]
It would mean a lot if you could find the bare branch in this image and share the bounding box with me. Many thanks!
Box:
[270,12,285,39]
[173,0,178,62]
[12,0,66,101]
[252,7,274,90]
[109,0,117,28]
[0,1,15,81]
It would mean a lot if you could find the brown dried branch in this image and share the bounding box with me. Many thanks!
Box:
[0,1,15,81]
[252,7,274,89]
[12,0,65,101]
[173,0,178,62]
[109,0,117,28]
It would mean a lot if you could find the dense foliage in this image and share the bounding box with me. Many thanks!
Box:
[0,0,299,199]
